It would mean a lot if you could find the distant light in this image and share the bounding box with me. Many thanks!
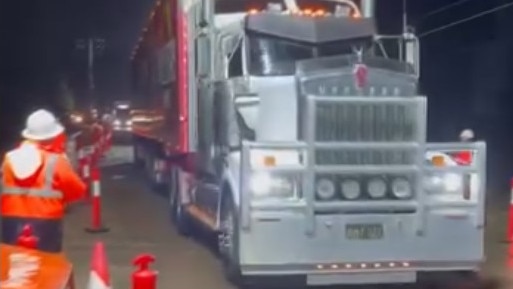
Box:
[267,3,283,12]
[314,9,326,16]
[334,4,351,17]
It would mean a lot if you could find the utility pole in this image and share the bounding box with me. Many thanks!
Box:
[75,38,105,107]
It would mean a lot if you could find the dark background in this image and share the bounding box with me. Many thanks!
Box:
[0,0,512,192]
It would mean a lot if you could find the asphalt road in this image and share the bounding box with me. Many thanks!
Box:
[62,145,513,289]
[64,146,234,289]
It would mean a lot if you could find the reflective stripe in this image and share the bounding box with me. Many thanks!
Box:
[2,154,63,199]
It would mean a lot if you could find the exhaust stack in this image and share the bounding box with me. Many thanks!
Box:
[360,0,375,18]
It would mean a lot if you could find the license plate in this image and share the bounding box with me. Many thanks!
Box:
[345,223,384,240]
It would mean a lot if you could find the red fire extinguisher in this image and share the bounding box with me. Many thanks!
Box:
[17,224,39,249]
[132,254,157,289]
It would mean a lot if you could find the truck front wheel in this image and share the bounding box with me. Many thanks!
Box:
[219,193,243,285]
[169,167,191,237]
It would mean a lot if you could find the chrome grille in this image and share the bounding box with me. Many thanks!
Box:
[298,65,426,207]
[315,101,418,165]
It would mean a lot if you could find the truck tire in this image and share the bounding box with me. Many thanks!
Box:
[219,193,244,286]
[149,157,165,192]
[169,167,192,236]
[144,154,159,189]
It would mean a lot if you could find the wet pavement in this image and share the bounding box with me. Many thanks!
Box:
[64,146,234,289]
[63,145,513,289]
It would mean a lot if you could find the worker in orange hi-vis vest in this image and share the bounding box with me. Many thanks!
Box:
[1,109,87,253]
[454,129,474,165]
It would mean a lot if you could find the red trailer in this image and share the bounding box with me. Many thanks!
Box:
[130,0,190,182]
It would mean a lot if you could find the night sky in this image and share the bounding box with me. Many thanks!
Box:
[0,0,496,107]
[1,0,496,119]
[0,0,149,118]
[1,0,513,190]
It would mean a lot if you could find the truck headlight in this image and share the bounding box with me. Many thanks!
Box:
[126,120,133,126]
[249,172,296,199]
[316,178,336,200]
[367,178,387,198]
[340,179,361,200]
[391,177,413,199]
[426,173,462,193]
[113,120,121,126]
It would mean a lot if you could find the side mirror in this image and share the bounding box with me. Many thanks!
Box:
[234,94,259,106]
[234,92,258,98]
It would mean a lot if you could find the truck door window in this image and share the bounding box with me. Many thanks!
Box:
[234,100,257,141]
[228,45,243,77]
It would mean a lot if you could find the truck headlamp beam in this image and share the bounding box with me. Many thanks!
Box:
[426,173,463,193]
[249,172,296,199]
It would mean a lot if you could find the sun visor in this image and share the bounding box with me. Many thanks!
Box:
[245,13,376,43]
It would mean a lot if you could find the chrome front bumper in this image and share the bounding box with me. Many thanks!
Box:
[238,212,483,285]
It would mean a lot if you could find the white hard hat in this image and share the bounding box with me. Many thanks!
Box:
[22,109,64,140]
[459,129,474,141]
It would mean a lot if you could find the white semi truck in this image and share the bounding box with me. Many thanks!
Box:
[131,0,487,287]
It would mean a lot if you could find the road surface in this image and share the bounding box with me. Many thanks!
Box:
[63,145,513,289]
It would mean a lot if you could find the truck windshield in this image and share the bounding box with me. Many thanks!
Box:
[247,33,357,76]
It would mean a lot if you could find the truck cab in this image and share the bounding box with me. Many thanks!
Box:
[135,0,487,287]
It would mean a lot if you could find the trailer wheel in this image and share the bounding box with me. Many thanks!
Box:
[149,157,166,192]
[219,192,245,286]
[169,167,191,236]
[133,141,143,167]
[144,153,155,184]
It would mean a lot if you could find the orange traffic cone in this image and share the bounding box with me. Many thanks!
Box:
[87,242,111,289]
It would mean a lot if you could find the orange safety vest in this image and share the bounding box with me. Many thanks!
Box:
[1,149,86,220]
